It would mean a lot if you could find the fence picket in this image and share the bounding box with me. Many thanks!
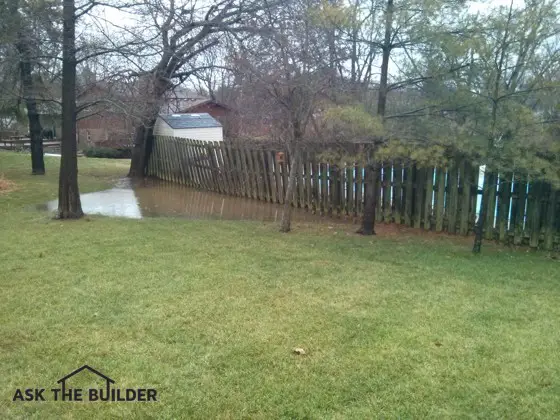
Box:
[274,152,284,204]
[321,163,328,215]
[435,167,445,232]
[297,153,305,208]
[414,167,425,229]
[312,158,320,213]
[484,172,497,240]
[528,181,543,248]
[513,174,527,245]
[259,149,271,202]
[404,164,413,226]
[355,163,363,216]
[375,164,383,223]
[305,157,313,210]
[393,162,403,224]
[447,164,459,234]
[424,167,434,230]
[459,161,470,235]
[382,162,391,222]
[468,164,478,235]
[498,173,512,243]
[281,158,289,204]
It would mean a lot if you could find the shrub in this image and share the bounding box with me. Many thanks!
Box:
[83,146,131,159]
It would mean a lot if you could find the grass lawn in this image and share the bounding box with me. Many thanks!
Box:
[1,150,560,419]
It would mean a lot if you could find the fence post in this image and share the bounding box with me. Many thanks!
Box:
[544,187,558,250]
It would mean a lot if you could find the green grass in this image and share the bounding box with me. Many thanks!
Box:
[1,150,560,419]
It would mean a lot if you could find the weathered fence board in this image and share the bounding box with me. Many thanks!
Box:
[393,162,403,224]
[435,168,445,232]
[404,165,413,226]
[447,164,459,234]
[382,163,391,223]
[414,167,425,229]
[424,167,434,231]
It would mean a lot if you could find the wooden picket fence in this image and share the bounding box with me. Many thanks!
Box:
[147,136,560,250]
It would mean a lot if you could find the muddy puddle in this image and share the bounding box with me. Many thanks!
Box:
[40,178,359,225]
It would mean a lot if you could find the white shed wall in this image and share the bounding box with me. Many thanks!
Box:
[172,127,223,142]
[153,118,223,142]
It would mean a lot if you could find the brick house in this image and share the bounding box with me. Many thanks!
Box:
[179,98,235,136]
[75,80,136,148]
[77,112,135,147]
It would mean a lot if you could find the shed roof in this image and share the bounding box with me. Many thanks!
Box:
[159,113,222,129]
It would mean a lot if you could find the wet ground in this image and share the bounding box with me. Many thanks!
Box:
[40,178,360,225]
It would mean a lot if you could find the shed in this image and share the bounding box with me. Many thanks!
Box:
[154,113,223,142]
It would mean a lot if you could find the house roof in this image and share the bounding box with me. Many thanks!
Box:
[159,113,222,129]
[180,97,231,112]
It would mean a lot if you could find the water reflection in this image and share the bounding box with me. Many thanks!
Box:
[42,178,358,225]
[43,178,142,219]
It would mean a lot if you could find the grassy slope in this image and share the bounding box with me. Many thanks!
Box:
[1,151,560,419]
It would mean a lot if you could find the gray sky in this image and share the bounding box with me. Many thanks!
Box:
[91,0,528,94]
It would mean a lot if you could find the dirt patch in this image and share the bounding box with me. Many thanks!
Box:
[290,219,478,247]
[0,174,17,194]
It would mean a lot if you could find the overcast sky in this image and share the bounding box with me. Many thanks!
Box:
[90,0,528,95]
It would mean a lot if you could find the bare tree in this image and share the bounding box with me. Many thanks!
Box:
[233,0,333,232]
[94,0,271,177]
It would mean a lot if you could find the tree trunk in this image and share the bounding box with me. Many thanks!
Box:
[475,4,510,251]
[358,162,378,235]
[358,0,393,235]
[129,77,169,178]
[280,147,301,233]
[377,0,394,118]
[129,125,146,177]
[16,36,45,175]
[472,168,490,253]
[351,35,357,85]
[143,124,156,175]
[129,120,157,177]
[58,0,83,219]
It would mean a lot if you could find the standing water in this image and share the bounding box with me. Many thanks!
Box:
[40,178,357,224]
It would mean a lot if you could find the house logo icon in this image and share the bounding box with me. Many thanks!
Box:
[12,365,157,402]
[56,365,115,401]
